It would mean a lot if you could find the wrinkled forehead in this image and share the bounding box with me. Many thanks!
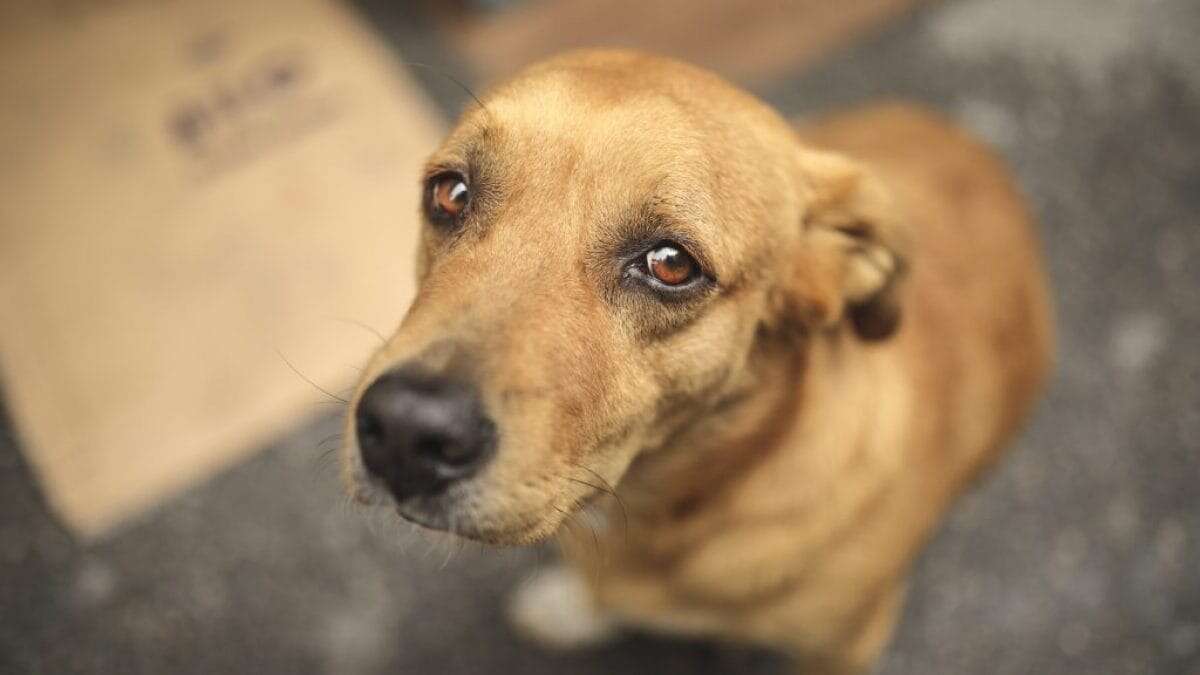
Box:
[496,73,703,151]
[452,80,711,187]
[429,75,740,265]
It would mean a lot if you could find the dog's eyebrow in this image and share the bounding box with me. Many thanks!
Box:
[609,198,720,279]
[422,121,499,179]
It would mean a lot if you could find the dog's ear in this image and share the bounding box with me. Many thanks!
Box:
[778,149,910,341]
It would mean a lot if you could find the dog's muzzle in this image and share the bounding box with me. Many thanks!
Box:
[354,367,497,501]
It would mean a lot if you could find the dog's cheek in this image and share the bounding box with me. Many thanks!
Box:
[643,306,750,428]
[415,229,440,285]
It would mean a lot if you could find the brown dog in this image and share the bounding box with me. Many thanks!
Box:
[342,50,1052,673]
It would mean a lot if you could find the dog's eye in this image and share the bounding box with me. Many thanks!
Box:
[646,244,698,286]
[428,172,469,223]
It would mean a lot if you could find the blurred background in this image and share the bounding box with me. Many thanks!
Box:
[1,0,1197,673]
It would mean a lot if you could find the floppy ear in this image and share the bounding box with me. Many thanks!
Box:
[782,149,910,341]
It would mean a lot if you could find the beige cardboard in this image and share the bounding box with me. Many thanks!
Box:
[0,0,442,537]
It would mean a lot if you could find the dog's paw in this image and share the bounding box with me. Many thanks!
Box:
[507,566,618,649]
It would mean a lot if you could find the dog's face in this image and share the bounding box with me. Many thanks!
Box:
[343,51,906,544]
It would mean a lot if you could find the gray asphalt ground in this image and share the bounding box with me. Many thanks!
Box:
[2,0,1198,673]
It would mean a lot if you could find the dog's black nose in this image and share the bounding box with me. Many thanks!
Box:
[354,369,496,499]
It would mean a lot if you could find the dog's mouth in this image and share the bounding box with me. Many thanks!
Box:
[344,405,611,545]
[396,506,551,545]
[385,484,584,545]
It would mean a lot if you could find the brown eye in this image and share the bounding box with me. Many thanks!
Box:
[430,174,469,219]
[646,244,698,286]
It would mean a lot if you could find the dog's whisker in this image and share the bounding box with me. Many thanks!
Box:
[439,528,460,570]
[328,315,388,345]
[566,462,631,544]
[578,503,605,572]
[307,438,348,485]
[311,447,341,474]
[362,505,385,541]
[334,491,358,519]
[399,61,491,119]
[275,348,349,404]
[551,504,579,536]
[397,519,422,556]
[553,499,604,578]
[315,433,344,452]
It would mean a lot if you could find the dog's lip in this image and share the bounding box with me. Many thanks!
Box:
[393,500,547,543]
[393,501,449,530]
[453,517,546,544]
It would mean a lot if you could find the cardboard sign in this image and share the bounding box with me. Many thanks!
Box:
[0,0,442,537]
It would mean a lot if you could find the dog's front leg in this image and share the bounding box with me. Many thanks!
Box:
[507,561,730,649]
[507,565,618,649]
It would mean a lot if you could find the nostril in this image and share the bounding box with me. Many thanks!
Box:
[414,432,445,462]
[414,432,474,467]
[355,406,391,480]
[356,409,383,449]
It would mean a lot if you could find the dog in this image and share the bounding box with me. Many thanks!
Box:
[341,50,1052,673]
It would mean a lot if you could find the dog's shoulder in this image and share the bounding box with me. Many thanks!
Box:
[799,102,1054,471]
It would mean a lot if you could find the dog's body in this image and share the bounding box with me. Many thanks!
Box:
[344,51,1052,673]
[539,104,1053,673]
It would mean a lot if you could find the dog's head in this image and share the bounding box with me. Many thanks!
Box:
[343,51,908,544]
